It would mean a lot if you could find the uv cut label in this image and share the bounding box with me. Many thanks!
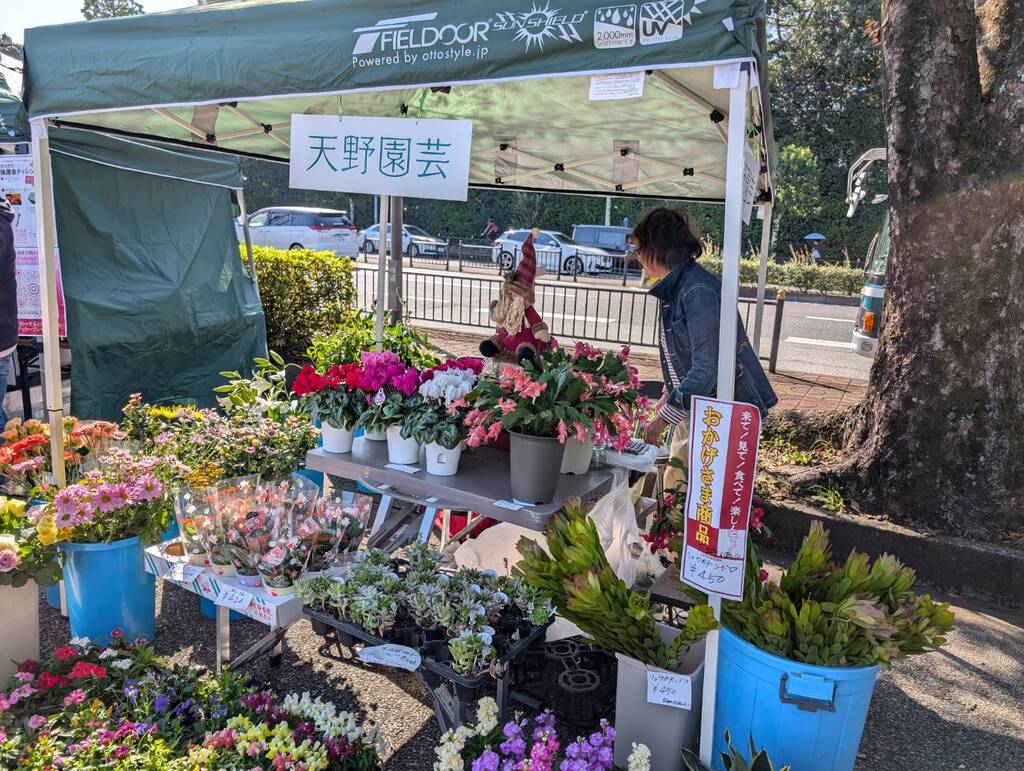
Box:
[594,5,636,48]
[639,0,708,45]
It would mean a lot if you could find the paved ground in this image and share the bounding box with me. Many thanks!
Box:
[354,260,873,381]
[37,572,1024,770]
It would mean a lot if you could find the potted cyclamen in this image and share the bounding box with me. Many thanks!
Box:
[292,362,365,454]
[357,351,422,461]
[547,342,649,474]
[464,358,593,504]
[408,358,483,476]
[41,451,174,644]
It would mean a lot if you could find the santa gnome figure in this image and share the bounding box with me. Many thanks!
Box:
[479,230,556,367]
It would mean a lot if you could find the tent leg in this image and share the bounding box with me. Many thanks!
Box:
[752,203,773,356]
[236,189,260,301]
[389,197,403,325]
[699,65,750,769]
[29,119,66,488]
[375,195,389,352]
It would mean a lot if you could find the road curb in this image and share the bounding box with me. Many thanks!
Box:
[738,286,860,307]
[762,499,1023,607]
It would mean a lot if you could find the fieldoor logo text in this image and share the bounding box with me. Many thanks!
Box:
[351,12,491,67]
[639,0,707,45]
[594,5,637,49]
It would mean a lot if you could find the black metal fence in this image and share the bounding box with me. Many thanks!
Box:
[353,265,784,370]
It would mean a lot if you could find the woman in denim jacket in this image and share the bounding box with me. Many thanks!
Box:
[633,208,777,481]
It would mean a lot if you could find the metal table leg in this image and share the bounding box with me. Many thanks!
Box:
[216,604,230,673]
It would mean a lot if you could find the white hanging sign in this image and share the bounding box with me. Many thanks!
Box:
[647,670,693,710]
[589,72,645,101]
[358,644,422,671]
[289,115,473,201]
[164,561,204,584]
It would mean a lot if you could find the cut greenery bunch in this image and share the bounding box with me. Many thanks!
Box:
[700,522,955,668]
[307,309,440,370]
[516,500,716,670]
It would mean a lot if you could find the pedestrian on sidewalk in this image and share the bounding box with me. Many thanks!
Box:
[0,197,18,429]
[632,208,777,488]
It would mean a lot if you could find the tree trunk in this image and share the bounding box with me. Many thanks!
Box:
[838,0,1024,535]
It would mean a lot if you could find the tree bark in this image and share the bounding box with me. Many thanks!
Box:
[836,0,1024,534]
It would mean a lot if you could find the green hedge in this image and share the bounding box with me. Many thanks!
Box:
[244,245,357,362]
[698,256,864,296]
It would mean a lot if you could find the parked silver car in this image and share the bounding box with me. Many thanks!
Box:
[491,229,614,275]
[235,206,360,256]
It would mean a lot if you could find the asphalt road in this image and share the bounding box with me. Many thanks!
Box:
[354,261,873,381]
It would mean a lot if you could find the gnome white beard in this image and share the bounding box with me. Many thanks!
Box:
[492,290,527,335]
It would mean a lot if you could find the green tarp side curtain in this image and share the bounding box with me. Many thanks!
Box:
[49,127,266,419]
[0,71,28,143]
[23,0,774,202]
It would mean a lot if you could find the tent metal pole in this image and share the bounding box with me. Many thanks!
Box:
[29,118,66,488]
[375,195,389,352]
[236,189,260,299]
[699,65,750,768]
[389,196,403,325]
[752,203,772,356]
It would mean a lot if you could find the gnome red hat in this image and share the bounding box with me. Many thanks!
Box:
[507,233,538,305]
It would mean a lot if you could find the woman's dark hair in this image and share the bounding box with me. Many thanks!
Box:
[630,208,702,270]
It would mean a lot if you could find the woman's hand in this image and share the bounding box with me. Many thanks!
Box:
[645,415,669,447]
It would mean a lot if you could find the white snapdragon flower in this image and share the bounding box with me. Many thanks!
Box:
[98,648,119,659]
[476,696,499,734]
[110,659,133,670]
[69,637,92,649]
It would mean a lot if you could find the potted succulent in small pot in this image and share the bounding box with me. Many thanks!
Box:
[357,351,422,457]
[463,358,593,505]
[408,359,483,476]
[292,362,367,453]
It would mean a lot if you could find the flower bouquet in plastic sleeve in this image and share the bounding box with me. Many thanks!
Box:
[299,492,373,578]
[172,490,213,566]
[253,476,321,595]
[207,476,271,587]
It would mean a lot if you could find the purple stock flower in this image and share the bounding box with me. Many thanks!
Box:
[153,694,169,713]
[472,750,501,771]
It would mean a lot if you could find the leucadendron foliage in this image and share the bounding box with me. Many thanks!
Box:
[721,522,954,668]
[516,500,716,671]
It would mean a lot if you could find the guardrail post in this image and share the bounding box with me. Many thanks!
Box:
[621,254,629,286]
[445,239,451,272]
[769,289,785,374]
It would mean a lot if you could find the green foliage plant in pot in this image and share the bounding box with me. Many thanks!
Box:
[516,500,717,769]
[292,362,366,454]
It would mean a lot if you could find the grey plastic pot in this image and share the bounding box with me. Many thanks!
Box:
[508,431,566,505]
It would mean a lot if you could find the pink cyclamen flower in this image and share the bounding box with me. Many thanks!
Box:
[28,714,47,730]
[0,550,20,572]
[63,689,87,706]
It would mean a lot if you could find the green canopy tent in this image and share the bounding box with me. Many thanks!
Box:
[0,57,29,143]
[22,1,776,760]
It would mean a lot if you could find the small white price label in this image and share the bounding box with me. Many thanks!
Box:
[215,586,253,610]
[424,496,440,503]
[494,500,524,510]
[358,644,422,671]
[373,388,386,406]
[647,670,692,710]
[385,463,419,474]
[166,562,204,583]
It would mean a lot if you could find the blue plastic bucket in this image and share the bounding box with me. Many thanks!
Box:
[161,517,180,541]
[45,580,61,610]
[199,595,244,621]
[713,627,879,771]
[59,537,156,645]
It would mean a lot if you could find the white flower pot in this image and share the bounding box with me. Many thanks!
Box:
[386,425,421,465]
[425,441,465,476]
[0,582,39,681]
[321,422,355,453]
[362,427,387,441]
[561,436,594,475]
[211,561,236,577]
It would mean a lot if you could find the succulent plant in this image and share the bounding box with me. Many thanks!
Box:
[328,579,355,620]
[516,500,717,670]
[527,595,554,627]
[683,729,791,771]
[448,630,496,676]
[408,584,442,628]
[716,522,954,668]
[294,575,333,610]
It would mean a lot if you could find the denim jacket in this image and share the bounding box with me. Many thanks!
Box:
[649,259,778,419]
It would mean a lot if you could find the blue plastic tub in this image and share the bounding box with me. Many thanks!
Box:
[161,517,180,541]
[45,580,61,610]
[199,595,244,621]
[713,627,880,771]
[59,537,156,645]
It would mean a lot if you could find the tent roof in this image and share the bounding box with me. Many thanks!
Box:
[23,0,775,202]
[0,48,29,143]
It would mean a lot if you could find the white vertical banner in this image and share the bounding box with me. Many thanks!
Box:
[289,115,473,201]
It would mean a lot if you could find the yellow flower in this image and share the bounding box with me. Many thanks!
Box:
[0,534,18,553]
[0,497,26,518]
[36,516,59,546]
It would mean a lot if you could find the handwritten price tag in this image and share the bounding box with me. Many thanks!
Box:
[215,586,253,611]
[647,671,692,710]
[385,463,419,474]
[165,562,204,584]
[357,644,421,671]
